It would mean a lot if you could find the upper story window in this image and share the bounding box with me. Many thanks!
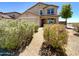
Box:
[40,10,43,15]
[47,8,54,15]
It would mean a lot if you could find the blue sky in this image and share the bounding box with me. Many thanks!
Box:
[0,2,78,23]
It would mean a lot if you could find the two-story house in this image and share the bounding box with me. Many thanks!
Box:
[18,2,59,27]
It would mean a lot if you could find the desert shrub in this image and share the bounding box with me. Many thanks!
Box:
[0,20,38,50]
[31,24,39,33]
[73,23,79,32]
[44,24,68,48]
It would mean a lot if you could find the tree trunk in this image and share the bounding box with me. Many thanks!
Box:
[65,18,67,28]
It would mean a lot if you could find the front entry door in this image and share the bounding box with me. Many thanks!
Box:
[40,19,45,27]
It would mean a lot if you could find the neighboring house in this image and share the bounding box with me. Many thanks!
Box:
[5,12,21,19]
[0,12,21,19]
[18,2,59,27]
[0,12,11,19]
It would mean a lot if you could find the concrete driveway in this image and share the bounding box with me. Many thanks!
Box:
[66,29,79,56]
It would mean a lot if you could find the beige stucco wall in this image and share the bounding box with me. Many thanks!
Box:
[28,4,46,15]
[18,3,58,26]
[28,4,58,15]
[18,12,40,26]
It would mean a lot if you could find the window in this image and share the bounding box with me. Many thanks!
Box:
[47,9,50,14]
[47,18,55,24]
[40,10,43,15]
[47,8,54,15]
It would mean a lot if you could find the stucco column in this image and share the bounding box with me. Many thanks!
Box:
[56,17,59,24]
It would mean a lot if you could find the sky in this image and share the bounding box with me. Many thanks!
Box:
[0,2,78,23]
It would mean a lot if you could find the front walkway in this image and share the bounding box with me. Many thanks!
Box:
[19,28,44,56]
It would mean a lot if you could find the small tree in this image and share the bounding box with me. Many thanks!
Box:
[60,4,73,27]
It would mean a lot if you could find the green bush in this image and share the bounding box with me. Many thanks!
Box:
[0,20,38,50]
[44,24,68,48]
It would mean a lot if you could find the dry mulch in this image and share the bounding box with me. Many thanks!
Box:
[39,42,67,56]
